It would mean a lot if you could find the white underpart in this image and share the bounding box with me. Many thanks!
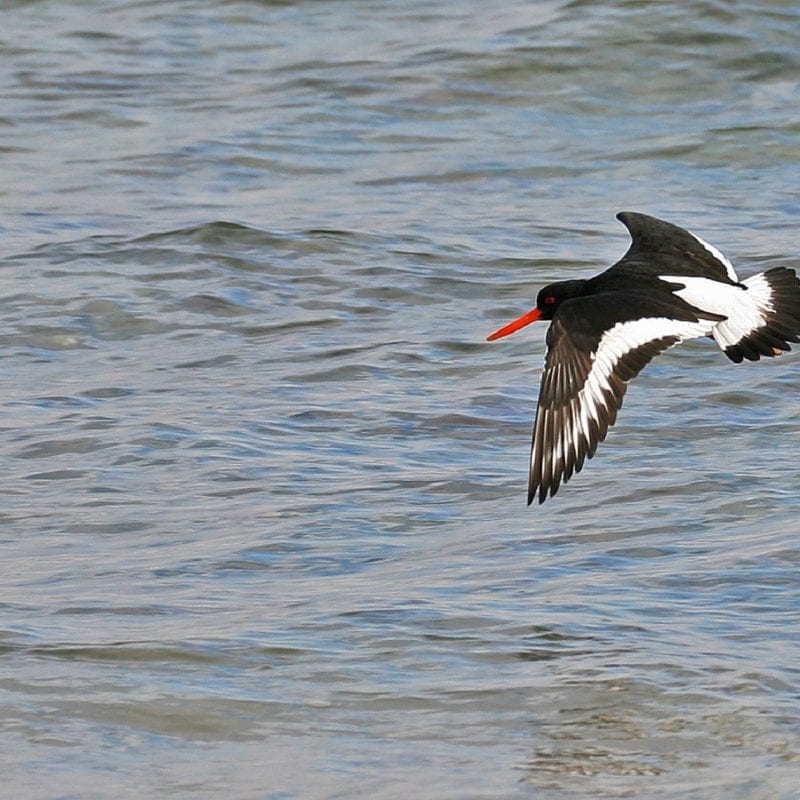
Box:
[661,274,774,350]
[534,316,713,476]
[687,230,739,282]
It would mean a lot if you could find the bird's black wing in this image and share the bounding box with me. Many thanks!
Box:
[529,294,715,505]
[610,211,740,284]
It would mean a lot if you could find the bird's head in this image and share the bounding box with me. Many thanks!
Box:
[486,279,585,341]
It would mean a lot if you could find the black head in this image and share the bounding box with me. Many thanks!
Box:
[535,279,587,320]
[487,278,586,341]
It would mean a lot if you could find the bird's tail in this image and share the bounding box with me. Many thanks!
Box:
[715,267,800,363]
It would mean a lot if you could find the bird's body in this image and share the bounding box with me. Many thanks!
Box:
[487,212,800,505]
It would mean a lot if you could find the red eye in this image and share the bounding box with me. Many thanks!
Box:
[544,296,557,305]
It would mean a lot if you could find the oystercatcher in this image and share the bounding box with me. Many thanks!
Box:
[487,212,800,505]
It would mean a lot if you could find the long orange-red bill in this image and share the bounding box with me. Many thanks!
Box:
[486,307,543,341]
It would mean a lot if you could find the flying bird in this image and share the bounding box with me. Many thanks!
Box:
[487,212,800,505]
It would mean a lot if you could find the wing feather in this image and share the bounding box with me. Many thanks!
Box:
[528,303,715,505]
[614,212,739,284]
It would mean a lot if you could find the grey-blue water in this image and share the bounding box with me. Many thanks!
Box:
[2,2,800,798]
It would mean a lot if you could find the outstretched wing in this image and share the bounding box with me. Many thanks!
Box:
[612,211,740,284]
[529,297,714,505]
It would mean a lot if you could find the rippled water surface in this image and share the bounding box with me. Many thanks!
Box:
[2,2,800,798]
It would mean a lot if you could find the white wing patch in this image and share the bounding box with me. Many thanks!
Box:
[577,315,713,418]
[687,230,739,282]
[661,274,773,350]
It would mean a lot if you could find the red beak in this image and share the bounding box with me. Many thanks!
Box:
[486,307,543,341]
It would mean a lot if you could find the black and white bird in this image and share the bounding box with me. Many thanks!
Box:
[487,212,800,505]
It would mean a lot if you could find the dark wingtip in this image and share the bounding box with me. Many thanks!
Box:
[528,486,553,506]
[616,210,638,226]
[616,210,652,234]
